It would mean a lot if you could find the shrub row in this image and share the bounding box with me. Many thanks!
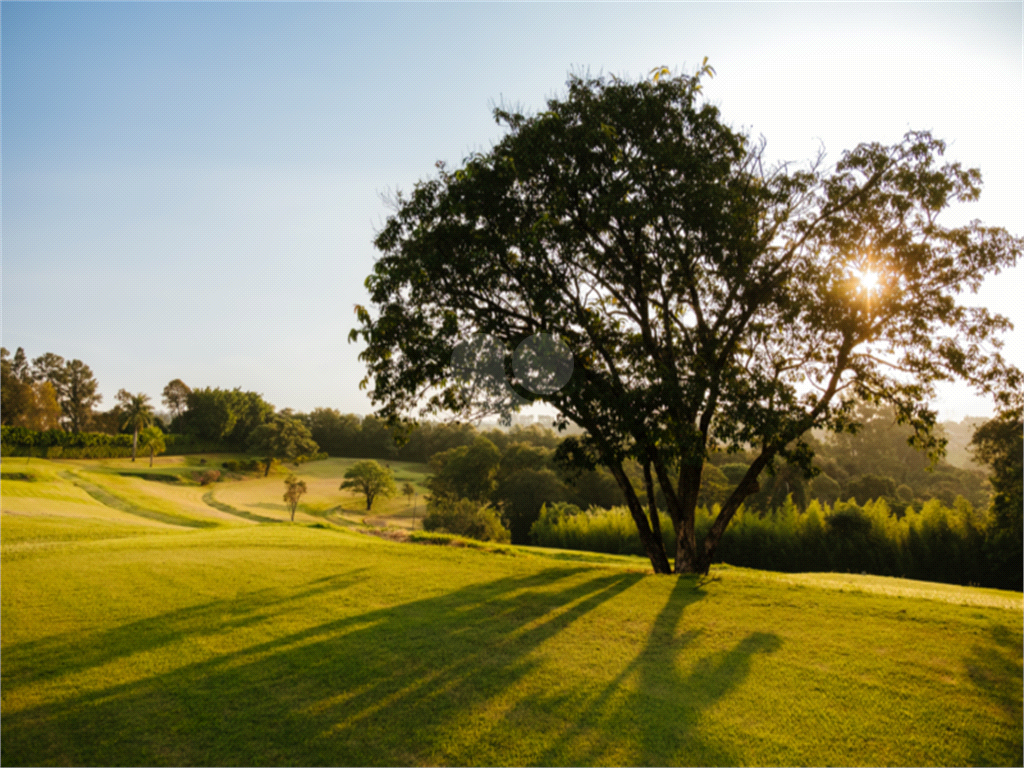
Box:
[0,427,327,459]
[1,426,134,450]
[530,497,1018,590]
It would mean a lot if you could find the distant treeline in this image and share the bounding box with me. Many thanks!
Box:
[301,409,561,463]
[531,497,1018,591]
[0,426,225,459]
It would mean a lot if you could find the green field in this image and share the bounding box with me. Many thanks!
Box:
[2,458,1022,766]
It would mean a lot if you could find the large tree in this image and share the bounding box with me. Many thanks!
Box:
[162,379,191,426]
[970,407,1023,590]
[246,412,319,476]
[0,348,60,429]
[352,66,1023,575]
[181,387,274,445]
[31,353,102,432]
[426,436,502,503]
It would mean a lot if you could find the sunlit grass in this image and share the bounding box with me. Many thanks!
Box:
[2,459,1021,766]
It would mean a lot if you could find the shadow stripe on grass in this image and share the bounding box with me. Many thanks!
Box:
[201,491,280,524]
[59,471,218,529]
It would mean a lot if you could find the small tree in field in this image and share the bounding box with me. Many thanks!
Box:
[138,425,166,467]
[340,460,397,511]
[283,475,308,522]
[402,481,416,505]
[403,481,418,528]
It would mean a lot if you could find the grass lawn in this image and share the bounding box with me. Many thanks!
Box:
[1,460,1021,766]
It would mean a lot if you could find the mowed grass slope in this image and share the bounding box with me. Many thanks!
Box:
[1,461,1022,766]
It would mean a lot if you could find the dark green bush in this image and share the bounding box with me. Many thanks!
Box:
[422,498,510,542]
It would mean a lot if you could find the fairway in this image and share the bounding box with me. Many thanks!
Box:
[2,461,1022,766]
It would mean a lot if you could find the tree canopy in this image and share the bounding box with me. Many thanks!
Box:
[162,379,191,425]
[117,390,155,462]
[352,65,1023,574]
[970,407,1023,590]
[283,475,309,522]
[25,352,102,432]
[138,425,166,467]
[340,460,397,511]
[246,412,320,476]
[0,348,62,430]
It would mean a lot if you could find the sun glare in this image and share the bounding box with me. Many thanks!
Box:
[856,268,880,292]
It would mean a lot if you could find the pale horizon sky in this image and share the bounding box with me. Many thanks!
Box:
[3,2,1021,424]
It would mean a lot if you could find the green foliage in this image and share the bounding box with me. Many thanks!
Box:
[138,425,166,467]
[402,481,416,502]
[426,436,501,502]
[246,414,319,476]
[698,463,731,508]
[181,388,274,446]
[812,403,991,510]
[421,497,510,542]
[531,502,676,557]
[971,408,1023,590]
[340,460,397,511]
[5,349,103,432]
[810,473,842,506]
[222,459,261,474]
[718,463,750,485]
[1,425,133,458]
[564,466,625,510]
[116,389,155,461]
[1,349,62,430]
[182,388,238,441]
[0,427,228,458]
[530,495,1006,589]
[493,467,567,545]
[352,64,1023,574]
[283,475,308,522]
[196,470,221,486]
[845,474,897,506]
[161,379,191,424]
[116,390,154,434]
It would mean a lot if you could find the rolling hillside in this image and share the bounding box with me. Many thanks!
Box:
[1,458,1021,766]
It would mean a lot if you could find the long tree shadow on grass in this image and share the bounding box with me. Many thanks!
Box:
[529,575,782,766]
[962,620,1024,764]
[2,565,646,766]
[1,570,372,692]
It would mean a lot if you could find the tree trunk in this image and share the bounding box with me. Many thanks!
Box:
[608,461,672,574]
[132,428,138,462]
[366,493,373,511]
[684,454,773,574]
[149,449,154,467]
[642,462,664,548]
[264,457,273,477]
[291,506,296,522]
[673,463,703,574]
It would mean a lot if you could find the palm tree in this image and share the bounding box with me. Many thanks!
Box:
[117,390,154,462]
[138,425,166,467]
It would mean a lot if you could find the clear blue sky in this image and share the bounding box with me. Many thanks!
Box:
[3,2,1021,422]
